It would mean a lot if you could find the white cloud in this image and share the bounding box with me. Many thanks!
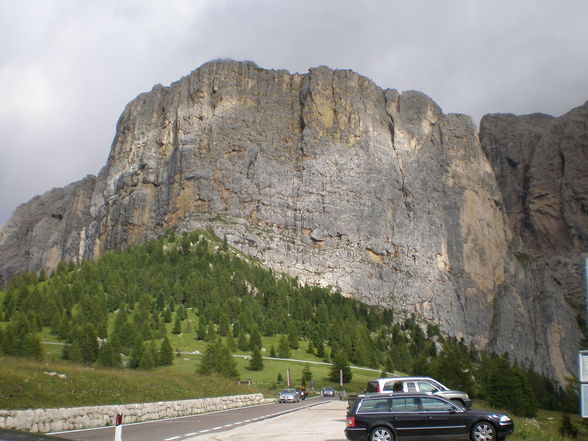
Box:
[1,0,587,224]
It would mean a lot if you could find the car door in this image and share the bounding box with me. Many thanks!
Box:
[418,396,469,440]
[387,397,428,440]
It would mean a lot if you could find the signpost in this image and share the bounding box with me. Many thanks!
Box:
[582,257,588,418]
[581,349,588,417]
[114,414,122,441]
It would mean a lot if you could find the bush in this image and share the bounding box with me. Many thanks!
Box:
[559,414,578,439]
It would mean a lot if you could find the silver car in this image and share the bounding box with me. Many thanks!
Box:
[278,388,301,403]
[365,376,472,409]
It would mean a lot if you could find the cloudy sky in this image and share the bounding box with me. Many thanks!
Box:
[1,0,587,225]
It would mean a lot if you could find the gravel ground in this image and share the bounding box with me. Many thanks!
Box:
[185,399,348,441]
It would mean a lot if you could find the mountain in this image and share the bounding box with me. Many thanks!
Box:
[0,60,585,383]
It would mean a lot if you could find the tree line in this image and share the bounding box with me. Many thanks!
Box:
[0,230,578,417]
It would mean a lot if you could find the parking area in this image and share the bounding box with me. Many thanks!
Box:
[185,399,348,441]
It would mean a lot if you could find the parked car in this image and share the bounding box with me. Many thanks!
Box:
[345,393,514,441]
[278,388,301,403]
[322,387,336,397]
[0,429,70,440]
[366,376,472,409]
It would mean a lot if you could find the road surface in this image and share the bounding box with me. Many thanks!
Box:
[53,396,348,441]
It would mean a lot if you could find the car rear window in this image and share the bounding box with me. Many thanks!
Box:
[358,398,390,412]
[382,381,396,391]
[390,397,419,411]
[366,381,380,393]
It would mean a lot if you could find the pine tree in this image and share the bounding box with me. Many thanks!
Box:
[98,341,122,368]
[197,319,207,340]
[139,342,156,369]
[287,322,299,349]
[559,414,578,439]
[238,332,249,351]
[22,333,44,360]
[316,341,325,359]
[172,315,182,335]
[205,322,216,341]
[302,364,313,384]
[249,346,264,371]
[226,335,236,352]
[198,337,239,378]
[77,324,99,363]
[159,336,174,366]
[329,350,352,383]
[249,328,262,350]
[277,335,290,358]
[218,313,230,336]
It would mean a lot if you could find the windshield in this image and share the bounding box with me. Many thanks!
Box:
[428,379,448,391]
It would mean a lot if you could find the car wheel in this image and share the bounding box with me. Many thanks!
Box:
[370,426,393,441]
[471,421,496,441]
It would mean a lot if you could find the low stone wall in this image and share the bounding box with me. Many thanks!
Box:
[0,394,270,433]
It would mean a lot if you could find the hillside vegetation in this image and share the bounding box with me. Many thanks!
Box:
[0,230,579,422]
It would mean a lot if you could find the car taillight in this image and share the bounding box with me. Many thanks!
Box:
[347,416,356,427]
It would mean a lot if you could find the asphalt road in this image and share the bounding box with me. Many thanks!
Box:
[52,396,348,441]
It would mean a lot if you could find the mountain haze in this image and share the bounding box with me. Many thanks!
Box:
[1,60,586,383]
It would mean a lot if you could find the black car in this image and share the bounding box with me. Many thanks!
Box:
[345,393,514,441]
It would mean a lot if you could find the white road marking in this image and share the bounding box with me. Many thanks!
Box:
[164,437,180,440]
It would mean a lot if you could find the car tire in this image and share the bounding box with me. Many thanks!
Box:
[471,421,496,441]
[370,426,394,441]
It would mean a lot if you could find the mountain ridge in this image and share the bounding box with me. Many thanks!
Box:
[1,60,586,383]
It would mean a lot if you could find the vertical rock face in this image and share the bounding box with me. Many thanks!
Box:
[0,60,585,383]
[479,105,588,380]
[0,176,96,286]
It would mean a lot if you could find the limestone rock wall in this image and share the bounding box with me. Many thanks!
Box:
[0,60,585,383]
[0,176,96,285]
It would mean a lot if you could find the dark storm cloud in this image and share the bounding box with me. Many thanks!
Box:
[1,0,587,225]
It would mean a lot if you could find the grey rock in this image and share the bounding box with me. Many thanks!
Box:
[0,175,96,285]
[0,60,585,384]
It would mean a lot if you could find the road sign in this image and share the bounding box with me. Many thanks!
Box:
[582,384,588,418]
[581,351,588,418]
[581,351,588,383]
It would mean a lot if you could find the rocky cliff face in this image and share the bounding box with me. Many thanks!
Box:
[0,176,96,286]
[0,60,585,383]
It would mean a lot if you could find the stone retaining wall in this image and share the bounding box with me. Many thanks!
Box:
[0,394,270,433]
